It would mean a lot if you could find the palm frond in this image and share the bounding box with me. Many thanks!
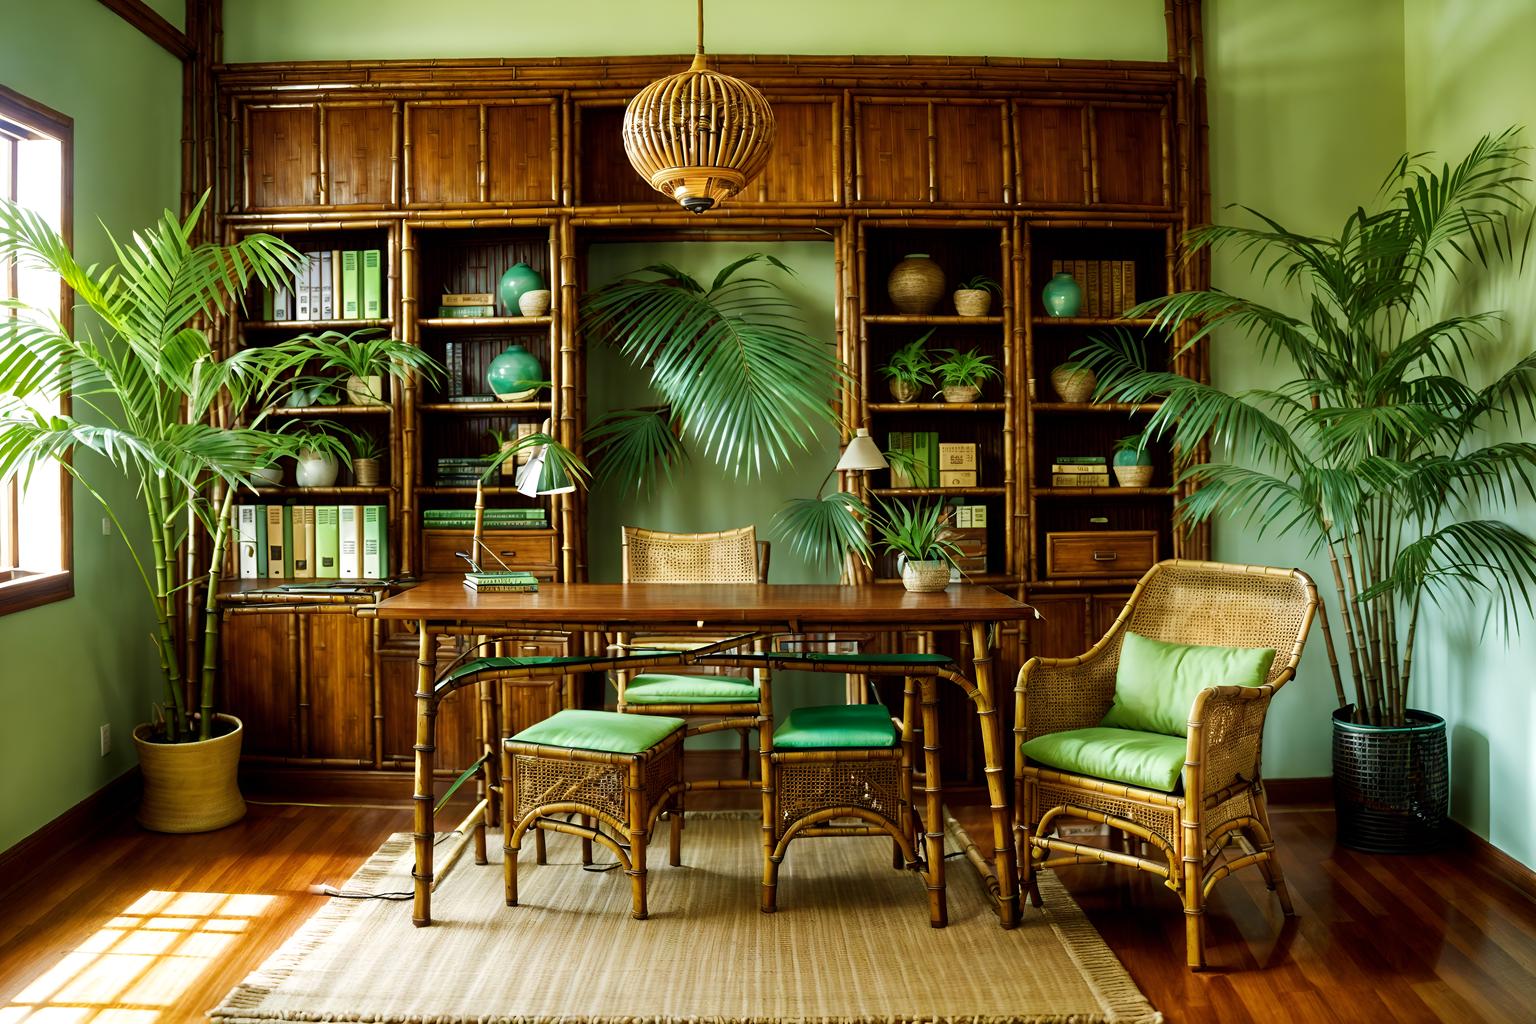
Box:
[773,491,872,571]
[582,407,687,496]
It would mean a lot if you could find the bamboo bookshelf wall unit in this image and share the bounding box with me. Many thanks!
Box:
[208,3,1212,780]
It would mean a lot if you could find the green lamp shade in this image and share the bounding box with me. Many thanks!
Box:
[516,445,575,496]
[486,343,543,399]
[498,262,546,316]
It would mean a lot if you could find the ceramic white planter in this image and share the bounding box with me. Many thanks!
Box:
[252,464,284,486]
[295,450,340,487]
[518,289,552,316]
[346,374,385,407]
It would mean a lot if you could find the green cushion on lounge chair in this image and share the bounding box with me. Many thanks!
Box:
[510,709,684,754]
[624,674,760,705]
[1100,631,1276,737]
[445,654,608,683]
[772,704,897,750]
[1021,726,1188,793]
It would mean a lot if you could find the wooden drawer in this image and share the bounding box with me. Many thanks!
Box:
[422,529,557,576]
[1044,530,1157,579]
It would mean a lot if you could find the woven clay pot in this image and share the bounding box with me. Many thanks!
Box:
[353,457,381,487]
[1050,364,1097,403]
[887,254,945,314]
[1112,464,1154,487]
[942,384,981,403]
[888,380,921,403]
[901,559,952,592]
[953,288,992,317]
[134,714,246,833]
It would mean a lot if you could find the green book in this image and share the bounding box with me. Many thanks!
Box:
[435,304,497,318]
[315,505,340,577]
[1056,455,1108,464]
[362,505,386,580]
[253,504,268,580]
[339,505,362,579]
[281,505,295,578]
[341,250,361,320]
[362,249,382,319]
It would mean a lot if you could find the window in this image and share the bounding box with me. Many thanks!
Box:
[0,85,72,615]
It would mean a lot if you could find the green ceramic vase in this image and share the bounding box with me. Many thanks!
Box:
[1041,272,1082,317]
[486,343,543,401]
[497,262,546,316]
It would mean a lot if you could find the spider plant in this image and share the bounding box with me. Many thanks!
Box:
[1074,127,1536,728]
[932,347,1000,390]
[879,330,937,399]
[306,329,442,386]
[580,254,846,492]
[956,274,1002,295]
[872,497,962,566]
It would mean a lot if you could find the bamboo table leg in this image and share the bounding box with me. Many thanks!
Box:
[412,621,437,927]
[970,619,1019,929]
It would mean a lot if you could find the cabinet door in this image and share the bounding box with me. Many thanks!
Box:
[752,98,839,205]
[221,611,299,755]
[855,98,1008,205]
[1090,592,1133,649]
[325,104,396,206]
[244,105,319,209]
[304,612,373,762]
[1015,102,1087,205]
[1026,594,1089,659]
[1091,104,1169,207]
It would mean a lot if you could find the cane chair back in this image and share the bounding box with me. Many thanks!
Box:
[1016,559,1318,969]
[621,526,761,584]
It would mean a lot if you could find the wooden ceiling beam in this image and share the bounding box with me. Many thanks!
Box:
[96,0,193,61]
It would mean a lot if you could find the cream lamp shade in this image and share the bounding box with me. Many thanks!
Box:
[835,428,889,472]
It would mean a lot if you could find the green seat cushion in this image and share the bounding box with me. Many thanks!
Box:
[1100,631,1277,737]
[624,673,759,705]
[1021,727,1189,793]
[772,704,896,750]
[510,709,684,754]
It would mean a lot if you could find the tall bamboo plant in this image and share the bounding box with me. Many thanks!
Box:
[1076,128,1536,727]
[0,196,439,742]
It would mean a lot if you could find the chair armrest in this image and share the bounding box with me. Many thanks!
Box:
[1016,652,1119,743]
[1187,685,1274,803]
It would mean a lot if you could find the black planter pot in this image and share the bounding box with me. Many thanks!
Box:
[1331,705,1448,853]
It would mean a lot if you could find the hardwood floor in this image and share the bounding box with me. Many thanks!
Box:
[1,795,1532,1023]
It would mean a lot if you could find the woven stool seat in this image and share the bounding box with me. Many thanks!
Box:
[503,710,686,919]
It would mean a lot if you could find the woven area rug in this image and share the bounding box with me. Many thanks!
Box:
[211,813,1160,1024]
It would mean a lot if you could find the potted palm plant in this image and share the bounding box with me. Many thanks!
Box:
[879,331,936,403]
[933,347,1000,403]
[0,195,444,832]
[872,499,961,592]
[1076,128,1536,852]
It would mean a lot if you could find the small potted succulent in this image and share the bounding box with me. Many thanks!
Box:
[1111,435,1154,487]
[350,430,387,487]
[933,347,1000,403]
[873,498,962,592]
[953,274,1001,317]
[879,330,936,403]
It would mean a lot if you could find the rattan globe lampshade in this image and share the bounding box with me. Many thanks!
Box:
[622,0,775,213]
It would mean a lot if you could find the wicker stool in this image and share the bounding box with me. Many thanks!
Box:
[762,703,944,927]
[503,709,686,920]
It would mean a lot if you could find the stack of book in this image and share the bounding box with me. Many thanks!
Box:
[888,434,983,489]
[1051,455,1109,487]
[441,341,497,403]
[937,443,979,487]
[434,455,497,486]
[263,249,382,322]
[437,291,496,318]
[1048,259,1137,318]
[464,570,539,593]
[235,504,388,580]
[422,507,549,531]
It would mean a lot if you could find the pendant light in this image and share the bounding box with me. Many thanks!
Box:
[622,0,775,213]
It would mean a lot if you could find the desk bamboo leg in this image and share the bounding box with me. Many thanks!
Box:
[971,619,1019,929]
[920,675,947,928]
[412,622,437,927]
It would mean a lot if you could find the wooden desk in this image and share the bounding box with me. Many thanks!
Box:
[370,580,1034,928]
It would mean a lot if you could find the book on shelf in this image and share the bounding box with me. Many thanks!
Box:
[308,254,323,321]
[341,250,361,320]
[292,505,316,578]
[939,469,978,488]
[237,505,259,579]
[435,304,497,318]
[362,505,386,580]
[281,506,296,578]
[1054,455,1107,465]
[938,443,977,471]
[264,505,285,578]
[1050,473,1109,487]
[338,505,361,579]
[315,505,340,576]
[886,430,939,487]
[952,504,988,528]
[445,394,499,404]
[1049,259,1137,317]
[441,292,494,307]
[294,255,311,320]
[444,341,462,397]
[362,249,382,319]
[318,250,334,319]
[1052,462,1108,474]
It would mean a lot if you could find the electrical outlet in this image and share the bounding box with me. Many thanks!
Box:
[101,517,111,536]
[99,723,111,757]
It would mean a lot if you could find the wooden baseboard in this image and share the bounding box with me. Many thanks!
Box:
[1452,819,1536,904]
[1265,776,1332,805]
[0,768,140,901]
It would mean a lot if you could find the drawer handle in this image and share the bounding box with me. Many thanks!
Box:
[1092,550,1119,562]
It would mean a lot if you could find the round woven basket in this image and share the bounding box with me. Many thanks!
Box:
[953,289,992,317]
[1112,464,1153,487]
[1050,365,1097,403]
[887,254,945,314]
[901,560,951,592]
[1332,706,1448,853]
[942,385,981,403]
[134,714,246,833]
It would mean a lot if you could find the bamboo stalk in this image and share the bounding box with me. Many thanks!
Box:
[197,490,236,740]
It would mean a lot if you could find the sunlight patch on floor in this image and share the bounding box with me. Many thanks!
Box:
[1,890,274,1023]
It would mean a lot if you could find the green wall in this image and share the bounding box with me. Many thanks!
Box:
[1400,0,1536,868]
[0,0,183,852]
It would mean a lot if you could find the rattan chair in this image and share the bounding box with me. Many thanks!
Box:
[614,525,772,861]
[1015,559,1318,969]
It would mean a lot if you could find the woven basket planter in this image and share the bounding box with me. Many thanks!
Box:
[1332,706,1448,853]
[887,254,945,314]
[953,288,992,317]
[901,560,951,592]
[941,385,981,403]
[1050,365,1097,403]
[353,457,381,487]
[134,714,246,833]
[1112,464,1153,487]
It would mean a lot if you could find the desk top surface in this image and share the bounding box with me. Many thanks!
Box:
[371,579,1032,626]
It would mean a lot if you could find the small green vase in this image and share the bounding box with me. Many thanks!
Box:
[486,343,543,401]
[497,262,546,316]
[1041,272,1082,318]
